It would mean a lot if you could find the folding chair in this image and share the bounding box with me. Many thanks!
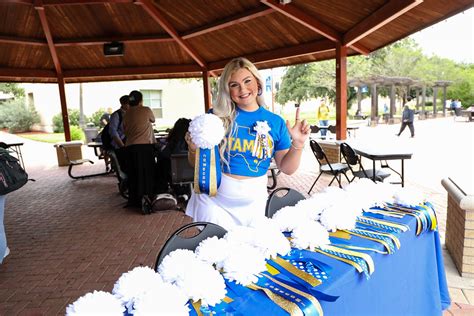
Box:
[265,187,305,218]
[310,125,321,139]
[170,153,194,197]
[308,140,350,194]
[154,222,227,270]
[340,142,390,183]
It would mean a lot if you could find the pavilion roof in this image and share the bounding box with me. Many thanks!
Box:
[0,0,472,83]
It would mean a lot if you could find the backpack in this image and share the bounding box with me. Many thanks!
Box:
[100,110,123,150]
[0,148,28,195]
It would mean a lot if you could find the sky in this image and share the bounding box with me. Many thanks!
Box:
[410,7,473,63]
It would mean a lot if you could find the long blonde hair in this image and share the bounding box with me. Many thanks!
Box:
[213,57,266,164]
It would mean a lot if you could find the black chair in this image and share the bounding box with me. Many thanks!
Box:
[265,187,305,218]
[267,159,280,190]
[154,222,227,270]
[308,139,350,194]
[108,149,128,199]
[340,142,390,183]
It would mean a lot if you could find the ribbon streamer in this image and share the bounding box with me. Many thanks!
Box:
[193,147,221,196]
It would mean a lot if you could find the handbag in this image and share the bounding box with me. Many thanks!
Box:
[0,148,28,195]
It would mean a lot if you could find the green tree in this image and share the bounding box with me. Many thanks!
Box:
[0,83,25,99]
[0,98,40,132]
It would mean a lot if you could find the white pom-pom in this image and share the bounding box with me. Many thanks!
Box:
[221,243,267,286]
[112,266,163,311]
[248,217,291,258]
[189,113,225,148]
[132,283,189,316]
[195,236,231,266]
[66,291,124,316]
[291,221,330,249]
[158,249,226,307]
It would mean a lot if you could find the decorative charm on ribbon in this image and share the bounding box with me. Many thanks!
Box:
[189,113,225,196]
[252,120,272,159]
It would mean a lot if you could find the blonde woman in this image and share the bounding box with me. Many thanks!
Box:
[185,57,310,229]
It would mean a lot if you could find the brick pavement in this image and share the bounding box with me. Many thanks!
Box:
[0,123,473,315]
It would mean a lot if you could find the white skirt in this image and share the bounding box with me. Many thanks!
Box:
[185,173,268,230]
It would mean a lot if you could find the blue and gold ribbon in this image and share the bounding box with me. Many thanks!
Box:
[314,245,375,279]
[193,146,221,196]
[253,274,323,316]
[267,256,322,289]
[357,216,409,233]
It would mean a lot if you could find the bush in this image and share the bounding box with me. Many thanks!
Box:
[88,108,106,127]
[0,98,40,133]
[70,125,85,141]
[52,108,87,132]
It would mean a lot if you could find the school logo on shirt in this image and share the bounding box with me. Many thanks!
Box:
[227,125,274,173]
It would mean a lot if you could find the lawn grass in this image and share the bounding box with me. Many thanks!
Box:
[17,132,66,143]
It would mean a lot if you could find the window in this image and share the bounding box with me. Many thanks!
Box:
[141,89,162,118]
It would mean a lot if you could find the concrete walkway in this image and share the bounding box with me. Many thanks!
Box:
[0,116,473,315]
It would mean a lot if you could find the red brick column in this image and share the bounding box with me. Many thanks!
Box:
[443,178,474,278]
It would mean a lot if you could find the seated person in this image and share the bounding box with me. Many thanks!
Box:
[156,118,191,199]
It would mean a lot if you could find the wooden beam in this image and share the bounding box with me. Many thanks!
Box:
[35,1,62,75]
[203,71,211,112]
[35,1,71,141]
[260,0,370,55]
[182,6,274,40]
[57,75,71,141]
[63,64,202,79]
[209,39,335,72]
[0,68,56,79]
[137,0,208,69]
[54,34,173,47]
[335,42,347,141]
[343,0,423,46]
[0,0,132,4]
[0,35,47,46]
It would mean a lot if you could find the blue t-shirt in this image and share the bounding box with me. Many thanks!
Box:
[222,106,291,177]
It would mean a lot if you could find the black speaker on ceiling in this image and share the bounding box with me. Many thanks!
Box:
[103,42,124,57]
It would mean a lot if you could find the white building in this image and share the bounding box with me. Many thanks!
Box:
[21,79,206,132]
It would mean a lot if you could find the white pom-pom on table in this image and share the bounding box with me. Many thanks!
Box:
[66,290,124,316]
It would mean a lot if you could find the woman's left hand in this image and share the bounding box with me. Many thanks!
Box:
[286,107,311,146]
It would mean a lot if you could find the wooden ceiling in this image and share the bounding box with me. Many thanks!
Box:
[0,0,472,83]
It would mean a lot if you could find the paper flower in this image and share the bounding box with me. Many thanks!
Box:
[248,217,291,258]
[253,120,271,134]
[291,220,330,250]
[65,291,124,316]
[195,236,231,266]
[318,188,362,231]
[189,113,225,149]
[112,266,163,312]
[132,282,189,316]
[158,249,226,306]
[220,242,267,285]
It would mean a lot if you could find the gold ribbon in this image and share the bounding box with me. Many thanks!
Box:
[271,256,322,287]
[193,148,201,194]
[317,245,375,275]
[342,230,394,254]
[247,283,303,316]
[209,148,217,196]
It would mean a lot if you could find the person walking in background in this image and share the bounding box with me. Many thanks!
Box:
[123,90,157,211]
[317,98,330,137]
[397,96,415,138]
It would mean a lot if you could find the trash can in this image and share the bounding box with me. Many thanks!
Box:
[83,127,99,143]
[54,141,83,166]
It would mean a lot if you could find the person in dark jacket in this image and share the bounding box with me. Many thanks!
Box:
[397,97,415,138]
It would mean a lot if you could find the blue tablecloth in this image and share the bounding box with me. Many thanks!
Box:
[220,208,450,316]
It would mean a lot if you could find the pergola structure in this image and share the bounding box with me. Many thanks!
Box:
[0,0,472,140]
[349,76,453,122]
